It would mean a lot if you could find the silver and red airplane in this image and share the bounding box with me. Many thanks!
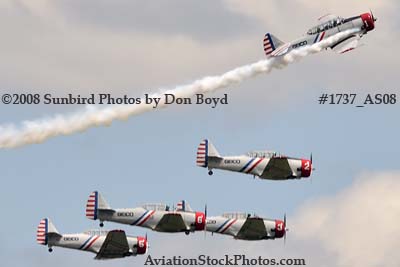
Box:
[196,139,313,180]
[36,218,148,260]
[86,191,206,235]
[206,212,287,241]
[263,11,377,56]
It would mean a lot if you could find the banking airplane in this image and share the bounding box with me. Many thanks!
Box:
[206,212,287,241]
[263,11,377,56]
[86,191,206,235]
[36,218,148,260]
[196,139,313,180]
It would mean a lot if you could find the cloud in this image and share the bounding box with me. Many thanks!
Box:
[54,0,258,42]
[0,0,259,91]
[293,171,400,267]
[108,171,400,267]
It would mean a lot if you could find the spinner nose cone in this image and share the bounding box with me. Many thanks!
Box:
[301,159,312,178]
[136,236,148,255]
[275,220,286,238]
[360,12,375,31]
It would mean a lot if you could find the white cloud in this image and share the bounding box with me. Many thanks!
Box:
[293,171,400,267]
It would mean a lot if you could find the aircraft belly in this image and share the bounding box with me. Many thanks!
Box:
[56,234,103,253]
[249,158,270,176]
[154,213,188,232]
[260,172,288,180]
[259,158,294,180]
[143,213,162,230]
[236,219,268,240]
[228,223,241,237]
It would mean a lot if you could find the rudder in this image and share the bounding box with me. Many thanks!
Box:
[36,218,48,245]
[36,218,60,245]
[86,191,112,220]
[196,140,208,168]
[263,33,285,56]
[196,139,221,168]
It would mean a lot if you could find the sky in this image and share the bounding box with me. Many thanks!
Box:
[0,1,399,266]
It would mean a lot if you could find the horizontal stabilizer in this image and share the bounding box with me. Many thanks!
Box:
[86,191,114,220]
[196,139,221,168]
[36,218,61,245]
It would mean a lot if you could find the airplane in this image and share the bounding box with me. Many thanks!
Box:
[86,191,206,235]
[196,139,313,180]
[206,212,287,241]
[36,218,148,260]
[263,11,377,56]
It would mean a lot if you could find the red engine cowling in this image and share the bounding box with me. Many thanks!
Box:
[194,212,206,230]
[274,220,286,238]
[301,159,312,177]
[360,13,375,32]
[135,236,148,255]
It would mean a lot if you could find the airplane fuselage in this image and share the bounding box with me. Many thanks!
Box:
[267,13,376,57]
[206,215,285,240]
[208,155,307,180]
[47,232,141,256]
[98,207,205,233]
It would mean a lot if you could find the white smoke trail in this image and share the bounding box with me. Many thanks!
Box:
[0,29,358,148]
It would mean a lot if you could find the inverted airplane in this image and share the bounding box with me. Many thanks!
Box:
[206,212,287,241]
[86,191,206,235]
[196,139,313,180]
[36,218,148,260]
[263,11,377,56]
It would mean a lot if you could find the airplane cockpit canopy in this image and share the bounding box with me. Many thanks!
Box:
[141,203,170,211]
[84,229,109,236]
[222,212,250,219]
[307,16,345,35]
[247,151,277,158]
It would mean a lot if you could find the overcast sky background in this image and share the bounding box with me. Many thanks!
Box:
[0,1,399,266]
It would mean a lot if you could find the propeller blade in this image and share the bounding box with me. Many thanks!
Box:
[284,213,287,245]
[204,204,208,239]
[145,233,149,254]
[370,9,377,22]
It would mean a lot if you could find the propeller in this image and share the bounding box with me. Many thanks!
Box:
[310,153,315,184]
[204,204,208,239]
[311,153,315,170]
[283,213,288,245]
[145,233,149,254]
[370,9,377,22]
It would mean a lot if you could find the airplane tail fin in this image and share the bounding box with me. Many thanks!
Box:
[196,139,221,168]
[86,191,113,220]
[36,218,61,245]
[175,200,193,212]
[263,33,285,56]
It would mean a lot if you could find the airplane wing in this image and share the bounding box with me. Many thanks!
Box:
[236,217,268,240]
[332,35,362,54]
[155,213,188,232]
[260,157,293,179]
[95,230,130,260]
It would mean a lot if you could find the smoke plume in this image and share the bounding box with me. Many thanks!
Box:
[0,29,358,148]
